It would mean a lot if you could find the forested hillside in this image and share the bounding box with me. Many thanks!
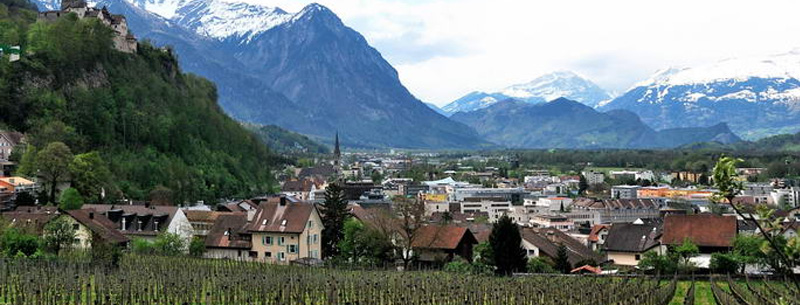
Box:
[0,0,280,204]
[244,124,329,155]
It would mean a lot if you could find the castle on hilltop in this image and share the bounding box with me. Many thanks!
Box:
[38,0,138,53]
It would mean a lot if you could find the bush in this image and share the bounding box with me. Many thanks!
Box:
[527,257,557,273]
[0,228,39,257]
[131,238,154,255]
[189,236,205,257]
[153,233,185,256]
[710,253,740,275]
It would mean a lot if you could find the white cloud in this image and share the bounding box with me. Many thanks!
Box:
[239,0,800,106]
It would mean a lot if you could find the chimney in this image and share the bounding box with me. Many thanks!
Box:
[280,196,287,206]
[89,212,94,219]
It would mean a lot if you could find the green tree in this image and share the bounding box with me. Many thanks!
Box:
[14,144,36,177]
[489,215,527,275]
[674,238,699,268]
[59,187,84,210]
[578,175,588,195]
[338,218,394,265]
[153,233,186,256]
[36,142,74,203]
[553,244,571,274]
[713,156,800,280]
[69,151,112,203]
[42,217,76,254]
[710,253,740,274]
[321,183,349,258]
[189,236,205,257]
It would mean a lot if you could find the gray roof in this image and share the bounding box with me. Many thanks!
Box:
[604,222,661,253]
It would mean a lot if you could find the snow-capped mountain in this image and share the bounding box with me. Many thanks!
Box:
[600,50,800,139]
[442,71,613,116]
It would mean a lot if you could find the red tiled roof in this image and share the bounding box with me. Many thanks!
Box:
[184,210,237,223]
[662,215,737,248]
[411,225,477,250]
[588,224,610,242]
[571,265,602,274]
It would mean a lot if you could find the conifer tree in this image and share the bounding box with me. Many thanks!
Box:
[321,182,349,258]
[489,215,527,275]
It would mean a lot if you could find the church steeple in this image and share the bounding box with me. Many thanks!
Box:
[333,131,341,167]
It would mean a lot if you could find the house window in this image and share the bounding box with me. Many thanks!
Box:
[262,236,272,245]
[635,254,641,261]
[313,234,318,244]
[281,219,288,226]
[249,251,257,258]
[289,244,297,253]
[278,237,285,245]
[264,252,272,258]
[311,250,318,258]
[278,252,285,261]
[72,224,80,231]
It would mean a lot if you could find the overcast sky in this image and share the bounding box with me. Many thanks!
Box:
[244,0,800,106]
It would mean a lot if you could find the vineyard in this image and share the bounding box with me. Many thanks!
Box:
[0,256,795,305]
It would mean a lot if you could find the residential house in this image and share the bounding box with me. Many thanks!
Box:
[603,220,663,266]
[661,214,737,268]
[411,225,478,264]
[520,227,604,266]
[83,203,193,244]
[204,213,253,260]
[246,198,323,264]
[59,209,129,249]
[219,199,260,213]
[0,131,23,162]
[281,179,316,201]
[587,224,610,251]
[460,197,512,221]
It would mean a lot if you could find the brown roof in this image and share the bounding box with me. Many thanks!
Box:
[65,209,128,245]
[282,179,314,192]
[2,206,60,234]
[521,227,604,266]
[0,131,24,145]
[411,225,477,250]
[662,214,737,248]
[220,199,259,212]
[246,201,316,234]
[205,214,251,249]
[184,210,235,223]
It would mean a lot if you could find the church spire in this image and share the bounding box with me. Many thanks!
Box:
[333,131,341,167]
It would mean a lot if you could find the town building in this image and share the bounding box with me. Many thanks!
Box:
[581,170,605,185]
[611,185,640,199]
[459,197,512,221]
[572,198,663,224]
[520,227,604,266]
[204,213,253,260]
[58,209,129,249]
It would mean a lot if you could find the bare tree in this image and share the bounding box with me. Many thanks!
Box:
[393,196,426,270]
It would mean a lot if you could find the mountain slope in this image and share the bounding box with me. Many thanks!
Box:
[442,71,612,116]
[245,124,329,154]
[32,0,487,149]
[600,51,800,139]
[450,98,740,149]
[0,2,278,203]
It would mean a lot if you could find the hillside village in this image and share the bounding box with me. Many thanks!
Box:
[1,129,798,274]
[38,0,137,53]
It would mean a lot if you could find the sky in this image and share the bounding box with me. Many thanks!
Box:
[243,0,800,106]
